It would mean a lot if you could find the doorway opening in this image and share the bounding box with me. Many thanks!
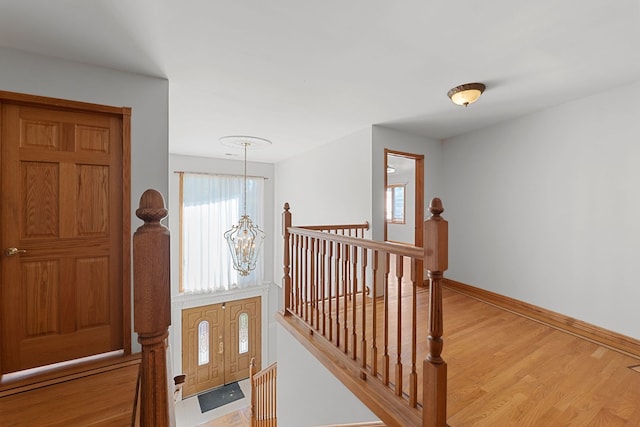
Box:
[384,149,425,284]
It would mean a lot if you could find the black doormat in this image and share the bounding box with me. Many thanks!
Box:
[197,382,245,413]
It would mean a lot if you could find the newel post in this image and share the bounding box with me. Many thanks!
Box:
[423,198,448,427]
[133,189,171,427]
[282,203,292,315]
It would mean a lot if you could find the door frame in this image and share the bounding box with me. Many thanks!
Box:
[384,148,425,283]
[0,90,132,375]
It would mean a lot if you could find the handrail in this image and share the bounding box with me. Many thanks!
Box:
[288,226,422,259]
[281,199,448,427]
[133,189,172,427]
[300,221,369,234]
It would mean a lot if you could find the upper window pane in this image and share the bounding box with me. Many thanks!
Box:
[180,173,264,293]
[386,184,405,224]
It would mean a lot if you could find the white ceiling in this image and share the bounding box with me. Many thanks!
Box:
[1,1,639,163]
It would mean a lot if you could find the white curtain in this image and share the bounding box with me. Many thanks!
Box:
[181,173,264,293]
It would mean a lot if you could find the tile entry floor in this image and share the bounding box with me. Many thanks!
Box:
[175,379,251,427]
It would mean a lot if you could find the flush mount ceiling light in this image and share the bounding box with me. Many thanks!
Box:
[220,135,271,276]
[447,83,486,107]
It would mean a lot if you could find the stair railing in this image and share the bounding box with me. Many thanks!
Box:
[281,199,448,427]
[250,358,277,427]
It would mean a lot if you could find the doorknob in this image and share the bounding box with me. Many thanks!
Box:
[5,247,27,257]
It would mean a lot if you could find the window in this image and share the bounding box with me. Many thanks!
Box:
[386,184,405,224]
[198,320,209,366]
[180,173,264,293]
[238,312,249,354]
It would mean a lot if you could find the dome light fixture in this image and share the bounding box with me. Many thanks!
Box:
[447,83,486,107]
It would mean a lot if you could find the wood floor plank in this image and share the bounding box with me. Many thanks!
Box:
[441,286,640,426]
[307,278,640,426]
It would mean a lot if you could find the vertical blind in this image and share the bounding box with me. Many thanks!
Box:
[180,172,264,293]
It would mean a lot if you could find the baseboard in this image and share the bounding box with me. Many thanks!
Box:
[443,278,640,359]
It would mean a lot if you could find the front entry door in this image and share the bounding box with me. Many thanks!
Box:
[182,296,261,397]
[0,97,129,374]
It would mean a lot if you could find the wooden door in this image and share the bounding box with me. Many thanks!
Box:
[181,296,261,397]
[0,95,130,374]
[181,303,225,396]
[224,296,261,383]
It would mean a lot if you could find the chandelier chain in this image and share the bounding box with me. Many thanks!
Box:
[243,143,247,216]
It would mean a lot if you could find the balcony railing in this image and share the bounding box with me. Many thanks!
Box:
[280,198,448,427]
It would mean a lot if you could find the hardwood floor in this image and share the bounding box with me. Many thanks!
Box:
[198,406,251,427]
[288,264,640,426]
[442,288,640,426]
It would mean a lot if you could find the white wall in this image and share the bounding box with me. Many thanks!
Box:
[274,127,373,285]
[0,47,169,352]
[372,126,444,241]
[442,80,640,339]
[277,323,379,427]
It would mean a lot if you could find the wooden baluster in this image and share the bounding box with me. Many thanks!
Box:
[383,252,390,386]
[395,254,403,396]
[371,250,379,377]
[328,240,334,342]
[296,234,302,319]
[258,375,262,424]
[335,242,341,348]
[423,198,448,427]
[320,239,327,336]
[273,366,277,426]
[297,235,302,320]
[282,203,292,316]
[315,237,321,329]
[360,247,368,370]
[298,234,303,318]
[310,236,316,328]
[343,243,350,354]
[351,245,358,360]
[133,189,171,427]
[303,235,309,323]
[410,258,418,407]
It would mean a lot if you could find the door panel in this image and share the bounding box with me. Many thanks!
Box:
[224,297,261,383]
[181,296,261,398]
[1,102,125,373]
[182,304,225,397]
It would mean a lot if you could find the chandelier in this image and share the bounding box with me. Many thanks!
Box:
[221,136,270,276]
